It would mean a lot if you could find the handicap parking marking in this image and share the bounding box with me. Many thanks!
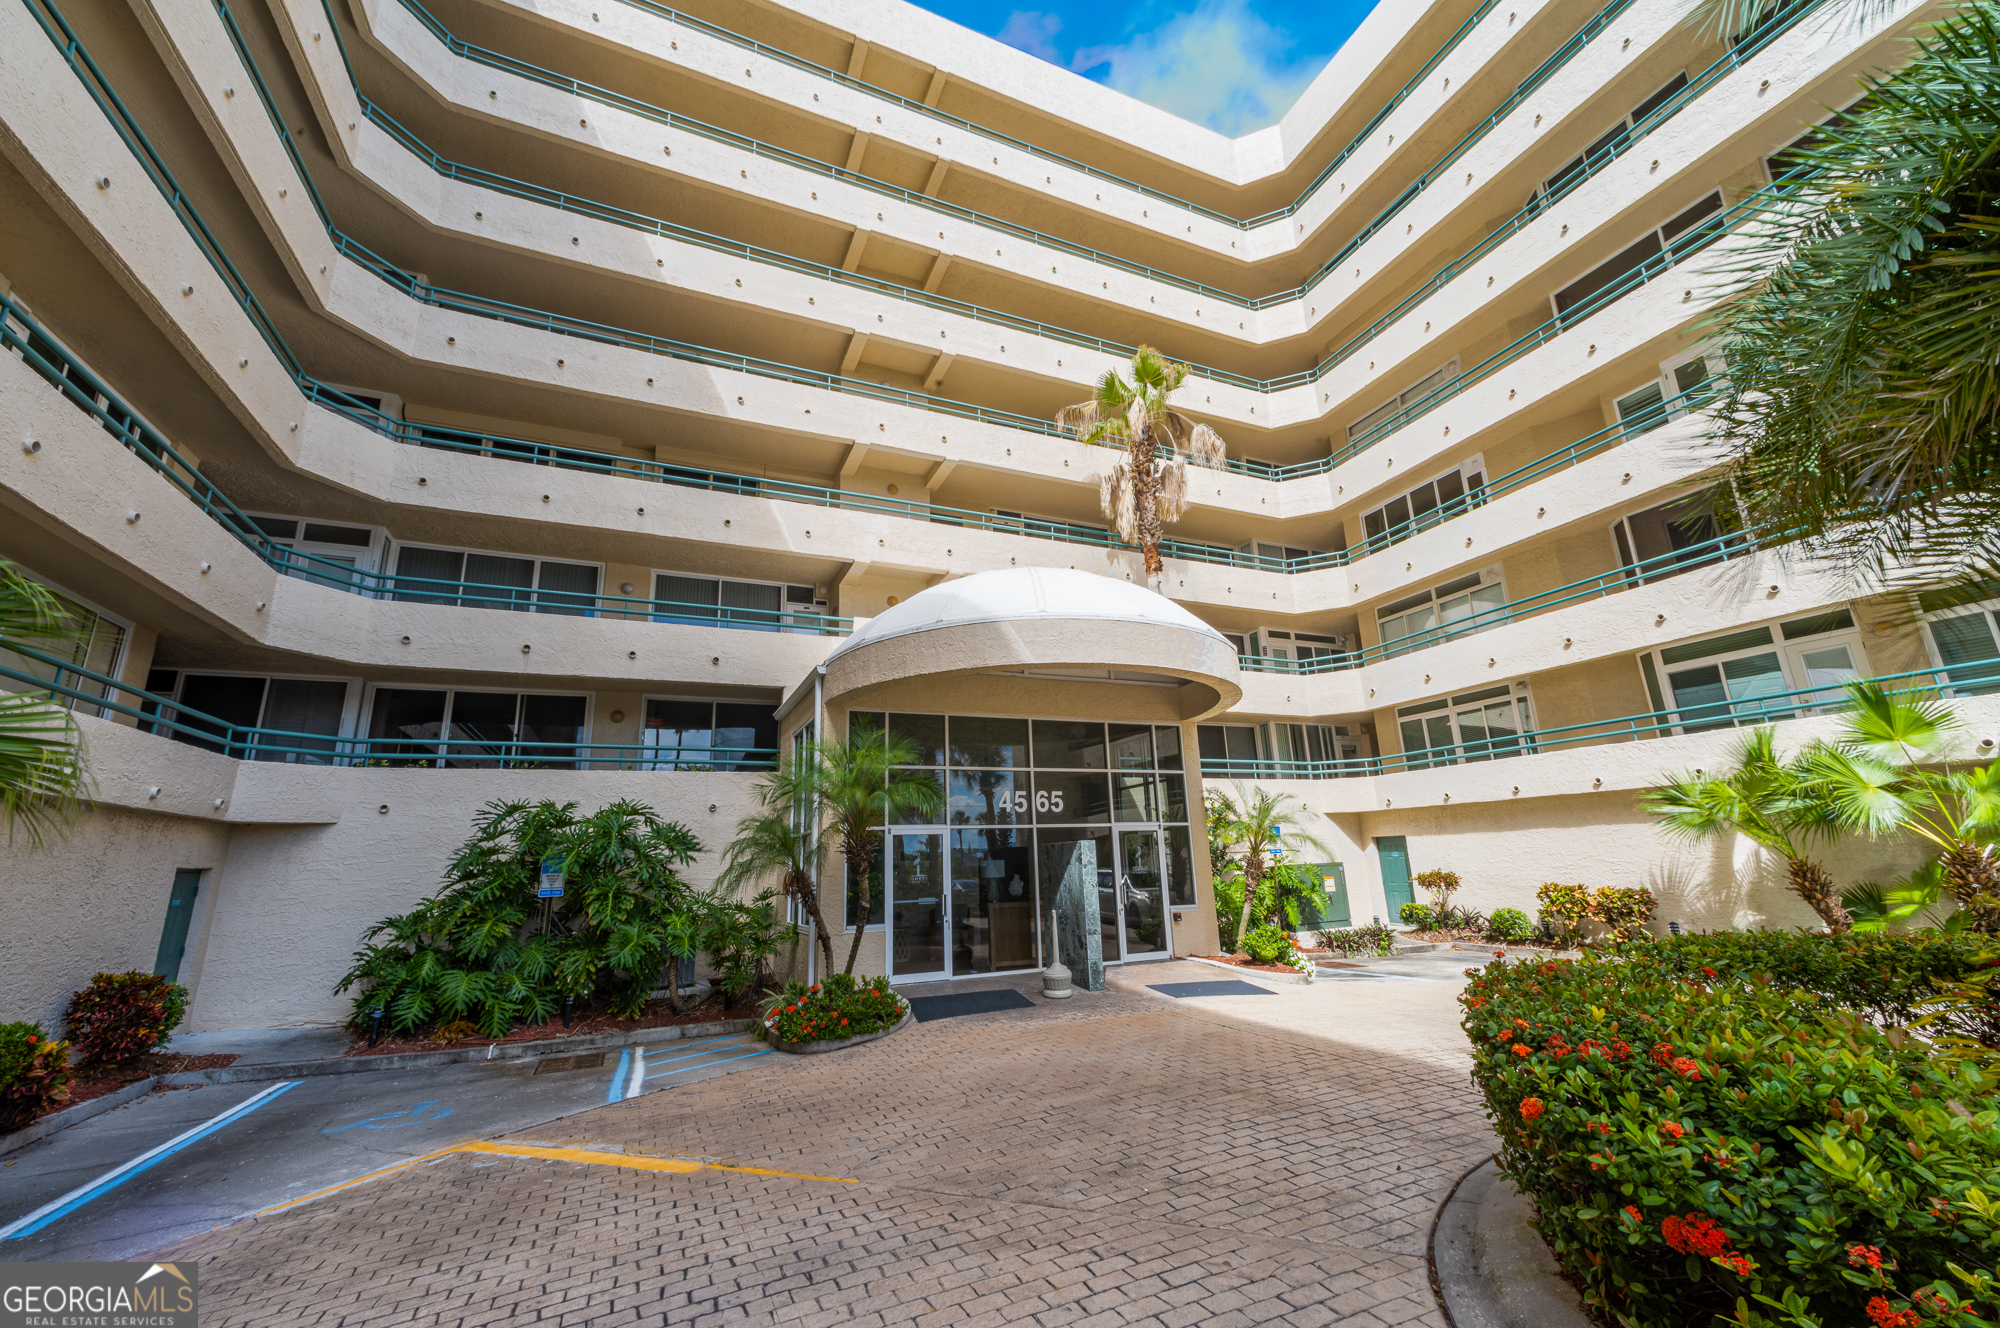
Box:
[643,1043,770,1082]
[0,1080,302,1240]
[607,1048,631,1105]
[322,1100,456,1133]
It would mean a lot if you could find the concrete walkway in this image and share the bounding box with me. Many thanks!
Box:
[148,956,1496,1326]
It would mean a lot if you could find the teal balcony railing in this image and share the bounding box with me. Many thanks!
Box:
[1200,658,2000,781]
[0,640,778,771]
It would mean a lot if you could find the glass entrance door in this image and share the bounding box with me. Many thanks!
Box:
[888,831,946,979]
[1117,828,1171,959]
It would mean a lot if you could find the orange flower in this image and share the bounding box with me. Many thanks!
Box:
[1659,1121,1685,1139]
[1519,1097,1544,1122]
[1512,1043,1531,1058]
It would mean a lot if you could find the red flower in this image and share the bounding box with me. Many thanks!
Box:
[1497,1030,1513,1041]
[1519,1097,1544,1122]
[1700,967,1718,978]
[1867,1298,1921,1328]
[1651,1042,1677,1067]
[1512,1043,1531,1058]
[1671,1057,1702,1079]
[1622,1205,1642,1224]
[1848,1245,1887,1271]
[1659,1121,1685,1140]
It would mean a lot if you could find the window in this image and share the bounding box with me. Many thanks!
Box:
[643,698,778,770]
[1361,456,1487,550]
[1262,722,1364,768]
[1526,74,1691,215]
[1920,587,2000,697]
[1641,610,1862,732]
[653,573,824,632]
[366,688,588,768]
[1613,346,1727,437]
[1251,629,1350,667]
[1552,192,1725,324]
[243,514,378,588]
[1347,360,1459,441]
[1374,568,1506,657]
[158,673,350,762]
[992,510,1109,543]
[391,545,599,616]
[1610,490,1746,583]
[0,575,129,718]
[1235,540,1328,569]
[1397,684,1535,768]
[1197,724,1261,765]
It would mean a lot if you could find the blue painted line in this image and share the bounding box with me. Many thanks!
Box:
[0,1080,302,1239]
[639,1042,760,1072]
[1315,970,1455,983]
[623,1047,646,1100]
[608,1048,630,1105]
[644,1048,771,1081]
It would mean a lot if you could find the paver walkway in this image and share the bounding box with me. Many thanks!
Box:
[153,957,1498,1326]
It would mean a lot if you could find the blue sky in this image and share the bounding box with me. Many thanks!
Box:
[910,0,1381,136]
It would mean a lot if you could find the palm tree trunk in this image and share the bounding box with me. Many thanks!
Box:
[1787,857,1852,933]
[1234,852,1263,952]
[1943,840,2000,933]
[841,839,876,976]
[790,867,838,972]
[1133,427,1165,590]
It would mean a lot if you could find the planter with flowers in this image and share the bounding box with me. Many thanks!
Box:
[759,973,912,1054]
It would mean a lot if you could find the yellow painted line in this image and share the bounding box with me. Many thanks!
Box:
[250,1141,854,1218]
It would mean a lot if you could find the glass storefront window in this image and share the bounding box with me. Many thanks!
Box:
[1112,774,1157,822]
[950,715,1029,767]
[889,712,946,766]
[1032,770,1112,823]
[1108,723,1154,769]
[1032,720,1109,768]
[947,769,1022,825]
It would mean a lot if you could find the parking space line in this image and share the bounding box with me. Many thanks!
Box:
[607,1049,630,1105]
[1,1081,303,1239]
[644,1047,770,1080]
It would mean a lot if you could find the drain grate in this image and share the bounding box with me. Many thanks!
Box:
[534,1052,608,1074]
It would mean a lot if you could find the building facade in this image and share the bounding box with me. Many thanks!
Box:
[2,0,1996,1030]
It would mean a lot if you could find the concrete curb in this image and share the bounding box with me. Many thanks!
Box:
[1181,955,1309,985]
[769,1007,915,1055]
[157,1019,758,1086]
[1,1076,160,1157]
[1431,1156,1592,1328]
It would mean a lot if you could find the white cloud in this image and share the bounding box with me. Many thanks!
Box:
[1067,0,1327,136]
[996,11,1064,63]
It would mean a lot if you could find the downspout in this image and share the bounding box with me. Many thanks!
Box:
[807,664,825,986]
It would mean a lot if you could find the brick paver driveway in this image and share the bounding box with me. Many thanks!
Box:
[160,959,1497,1326]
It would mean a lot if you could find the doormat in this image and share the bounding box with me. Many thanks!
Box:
[907,989,1037,1022]
[1147,980,1277,998]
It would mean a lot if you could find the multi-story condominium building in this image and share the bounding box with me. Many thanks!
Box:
[3,0,1994,1032]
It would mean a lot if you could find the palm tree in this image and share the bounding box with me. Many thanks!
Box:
[717,744,839,975]
[1694,2,2000,600]
[819,723,944,975]
[1642,727,1851,931]
[0,560,93,848]
[1212,783,1335,950]
[1807,681,2000,931]
[1056,346,1228,591]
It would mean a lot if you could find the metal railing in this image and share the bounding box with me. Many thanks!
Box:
[1199,656,2000,780]
[0,641,779,771]
[1234,522,1761,675]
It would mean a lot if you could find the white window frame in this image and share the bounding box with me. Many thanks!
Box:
[1252,628,1350,663]
[1395,681,1537,767]
[385,541,604,615]
[1373,565,1507,657]
[1347,359,1460,441]
[639,694,780,771]
[1359,454,1488,548]
[1528,73,1691,207]
[161,669,364,759]
[1919,592,2000,698]
[3,571,133,716]
[651,568,826,633]
[1638,611,1866,733]
[1549,191,1725,322]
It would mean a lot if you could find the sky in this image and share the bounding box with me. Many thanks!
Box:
[909,0,1381,136]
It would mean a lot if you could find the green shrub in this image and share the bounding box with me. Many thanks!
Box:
[1488,907,1535,943]
[1241,924,1295,965]
[64,972,187,1067]
[1319,923,1396,957]
[1537,881,1592,946]
[0,1022,72,1132]
[1462,932,2000,1328]
[760,973,906,1045]
[1400,902,1434,929]
[1592,886,1658,942]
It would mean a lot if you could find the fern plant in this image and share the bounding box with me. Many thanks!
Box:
[337,799,705,1036]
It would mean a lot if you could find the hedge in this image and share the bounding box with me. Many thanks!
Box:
[1463,932,2000,1327]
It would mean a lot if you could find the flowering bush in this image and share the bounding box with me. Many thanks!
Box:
[1242,924,1295,966]
[760,973,906,1046]
[1488,907,1535,943]
[64,972,187,1067]
[1463,931,2000,1327]
[0,1021,73,1132]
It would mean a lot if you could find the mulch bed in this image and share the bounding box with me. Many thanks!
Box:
[62,1053,241,1108]
[1198,954,1307,976]
[348,996,762,1058]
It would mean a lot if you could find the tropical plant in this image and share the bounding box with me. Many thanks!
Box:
[703,889,797,1003]
[1211,782,1335,952]
[1399,902,1434,929]
[1240,924,1295,966]
[1842,862,1958,934]
[1808,681,2000,931]
[1536,882,1594,948]
[1643,727,1851,931]
[1319,922,1397,958]
[1204,788,1238,877]
[1487,907,1536,943]
[0,1021,71,1132]
[1691,2,2000,599]
[717,744,840,974]
[0,559,93,848]
[337,799,707,1036]
[820,722,944,975]
[64,972,188,1066]
[1590,886,1658,943]
[1054,346,1228,590]
[759,972,907,1047]
[1415,868,1477,928]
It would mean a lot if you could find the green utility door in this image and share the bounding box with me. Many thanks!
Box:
[153,869,202,981]
[1377,838,1413,918]
[1301,862,1351,929]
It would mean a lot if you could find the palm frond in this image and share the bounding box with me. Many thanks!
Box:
[0,690,90,849]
